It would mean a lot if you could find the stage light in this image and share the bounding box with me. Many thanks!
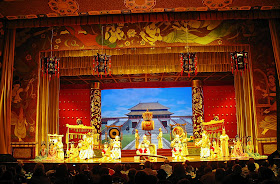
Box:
[180,52,198,77]
[230,51,248,74]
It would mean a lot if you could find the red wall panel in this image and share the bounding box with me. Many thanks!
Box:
[59,89,91,143]
[203,85,237,138]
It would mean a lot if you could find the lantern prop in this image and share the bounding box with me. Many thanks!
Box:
[41,57,60,79]
[230,51,248,74]
[180,53,197,77]
[93,53,111,78]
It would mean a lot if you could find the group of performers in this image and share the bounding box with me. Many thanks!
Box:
[35,109,263,162]
[36,136,64,161]
[169,127,261,160]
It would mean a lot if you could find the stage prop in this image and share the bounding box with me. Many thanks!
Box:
[201,116,225,140]
[41,57,60,79]
[65,124,100,157]
[105,125,122,144]
[141,109,155,142]
[192,80,204,138]
[180,53,197,77]
[90,82,102,134]
[230,51,248,74]
[93,53,112,77]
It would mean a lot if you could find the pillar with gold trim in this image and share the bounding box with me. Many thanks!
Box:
[192,80,204,138]
[90,82,101,147]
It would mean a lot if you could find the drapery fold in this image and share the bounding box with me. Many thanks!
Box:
[36,74,60,155]
[269,19,280,86]
[0,29,16,154]
[6,10,280,29]
[58,52,234,76]
[48,77,60,135]
[234,68,258,152]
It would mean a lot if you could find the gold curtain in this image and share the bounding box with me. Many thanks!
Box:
[36,75,49,155]
[269,19,280,86]
[48,77,60,135]
[36,74,60,155]
[234,69,258,152]
[42,45,249,57]
[0,29,16,154]
[59,52,233,76]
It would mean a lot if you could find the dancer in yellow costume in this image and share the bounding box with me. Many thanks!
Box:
[135,129,140,149]
[195,130,210,158]
[219,128,229,157]
[181,132,193,156]
[56,137,64,160]
[157,128,163,149]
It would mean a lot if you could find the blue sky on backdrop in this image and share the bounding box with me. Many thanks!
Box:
[101,87,192,118]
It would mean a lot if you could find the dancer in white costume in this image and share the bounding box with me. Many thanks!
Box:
[195,130,210,158]
[111,136,121,159]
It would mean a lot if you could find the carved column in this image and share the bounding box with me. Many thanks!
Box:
[90,82,101,134]
[192,80,204,138]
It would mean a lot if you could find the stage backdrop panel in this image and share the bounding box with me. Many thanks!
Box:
[59,89,91,143]
[203,85,237,139]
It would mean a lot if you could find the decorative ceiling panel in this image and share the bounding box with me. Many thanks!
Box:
[0,0,279,20]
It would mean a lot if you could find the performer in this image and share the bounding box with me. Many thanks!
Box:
[79,134,95,160]
[101,142,112,161]
[47,142,57,160]
[219,128,229,157]
[68,142,79,160]
[171,135,183,160]
[195,130,210,158]
[245,136,260,158]
[231,135,245,157]
[56,137,64,160]
[210,139,220,159]
[181,132,193,156]
[111,135,121,159]
[135,129,140,149]
[157,128,163,149]
[142,135,151,149]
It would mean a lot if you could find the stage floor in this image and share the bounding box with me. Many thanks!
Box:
[21,155,267,164]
